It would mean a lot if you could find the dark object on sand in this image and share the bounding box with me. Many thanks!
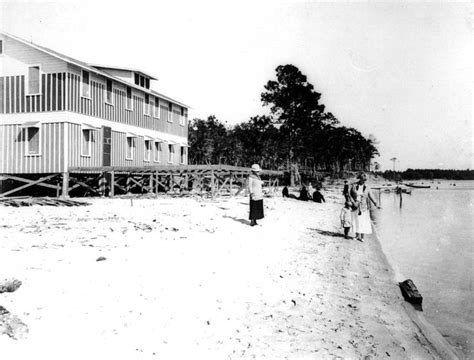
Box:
[405,183,430,189]
[0,306,29,339]
[0,278,22,293]
[399,279,423,309]
[96,256,107,262]
[282,186,289,198]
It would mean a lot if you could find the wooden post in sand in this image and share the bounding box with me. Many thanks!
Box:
[399,190,403,208]
[149,173,154,194]
[61,172,69,198]
[110,171,115,197]
[230,172,233,197]
[211,169,215,198]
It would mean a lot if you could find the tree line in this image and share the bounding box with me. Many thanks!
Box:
[382,169,474,181]
[188,65,379,178]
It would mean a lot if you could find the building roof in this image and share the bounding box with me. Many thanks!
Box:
[90,64,158,81]
[0,32,189,108]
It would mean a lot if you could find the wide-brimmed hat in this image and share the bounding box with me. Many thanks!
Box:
[357,172,367,181]
[251,164,261,172]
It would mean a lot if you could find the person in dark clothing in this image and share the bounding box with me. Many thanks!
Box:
[282,186,289,198]
[313,189,325,203]
[342,180,350,202]
[299,186,309,201]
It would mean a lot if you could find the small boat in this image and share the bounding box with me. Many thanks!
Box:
[405,183,431,189]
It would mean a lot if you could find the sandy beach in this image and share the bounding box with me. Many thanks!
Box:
[0,190,453,359]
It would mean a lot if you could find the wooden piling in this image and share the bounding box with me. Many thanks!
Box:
[110,171,115,197]
[61,172,69,198]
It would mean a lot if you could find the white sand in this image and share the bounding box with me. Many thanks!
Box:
[0,192,447,359]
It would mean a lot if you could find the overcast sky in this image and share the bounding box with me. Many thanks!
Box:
[1,0,472,171]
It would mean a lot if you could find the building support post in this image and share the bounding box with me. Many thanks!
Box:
[110,171,115,197]
[230,172,233,196]
[61,172,69,198]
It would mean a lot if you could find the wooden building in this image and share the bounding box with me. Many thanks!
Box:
[0,32,191,196]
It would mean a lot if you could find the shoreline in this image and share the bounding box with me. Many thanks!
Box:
[0,193,462,358]
[368,222,461,360]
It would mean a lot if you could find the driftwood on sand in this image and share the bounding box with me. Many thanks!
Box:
[0,278,22,294]
[0,306,29,340]
[399,279,423,309]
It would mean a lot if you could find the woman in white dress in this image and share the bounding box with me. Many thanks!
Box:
[349,173,380,242]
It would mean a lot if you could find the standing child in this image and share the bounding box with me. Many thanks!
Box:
[340,201,352,238]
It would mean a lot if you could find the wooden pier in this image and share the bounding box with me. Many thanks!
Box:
[0,165,282,199]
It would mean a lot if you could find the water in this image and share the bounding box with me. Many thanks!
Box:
[371,180,474,359]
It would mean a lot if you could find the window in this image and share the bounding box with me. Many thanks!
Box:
[26,127,40,155]
[168,144,174,163]
[134,73,140,85]
[180,146,186,164]
[28,65,40,95]
[144,140,151,161]
[154,97,160,118]
[81,129,92,156]
[140,76,145,87]
[81,70,90,98]
[144,94,150,115]
[154,142,161,162]
[179,107,185,126]
[106,79,113,104]
[168,103,172,122]
[145,78,150,89]
[126,136,135,160]
[126,87,133,110]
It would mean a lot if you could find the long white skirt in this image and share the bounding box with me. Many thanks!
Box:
[351,209,372,234]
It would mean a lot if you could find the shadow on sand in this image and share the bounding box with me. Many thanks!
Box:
[223,215,250,226]
[309,228,347,238]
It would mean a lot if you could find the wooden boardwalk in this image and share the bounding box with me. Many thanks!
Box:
[0,165,283,198]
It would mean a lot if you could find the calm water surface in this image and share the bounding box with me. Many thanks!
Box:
[371,180,474,359]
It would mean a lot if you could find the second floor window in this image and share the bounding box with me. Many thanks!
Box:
[144,94,150,115]
[180,107,185,126]
[126,87,133,110]
[28,66,40,95]
[168,103,172,122]
[106,79,113,104]
[81,70,90,98]
[154,97,160,118]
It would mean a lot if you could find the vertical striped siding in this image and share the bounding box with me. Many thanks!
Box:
[111,131,146,167]
[67,123,102,168]
[0,73,67,114]
[0,72,188,138]
[0,72,188,172]
[0,123,63,173]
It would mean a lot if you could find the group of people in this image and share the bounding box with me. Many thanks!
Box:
[340,174,380,242]
[247,164,380,241]
[282,185,326,203]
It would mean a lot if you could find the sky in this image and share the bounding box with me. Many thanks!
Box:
[1,0,472,171]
